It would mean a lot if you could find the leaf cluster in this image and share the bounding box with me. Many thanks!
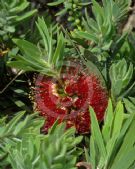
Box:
[109,59,133,102]
[86,99,135,169]
[75,0,131,60]
[0,112,82,169]
[7,17,65,77]
[0,0,37,41]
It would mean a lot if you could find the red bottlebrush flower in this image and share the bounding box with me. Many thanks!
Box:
[35,61,108,134]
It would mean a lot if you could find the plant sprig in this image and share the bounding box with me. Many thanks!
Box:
[75,0,131,61]
[85,99,135,169]
[0,0,37,41]
[7,17,65,77]
[0,111,82,169]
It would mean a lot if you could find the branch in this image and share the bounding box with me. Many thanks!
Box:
[0,70,23,94]
[123,3,135,32]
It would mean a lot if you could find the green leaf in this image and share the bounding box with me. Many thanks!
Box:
[15,100,25,107]
[89,136,96,169]
[36,17,52,58]
[92,0,104,26]
[4,26,15,33]
[89,107,107,161]
[9,0,29,13]
[52,32,65,71]
[75,31,98,43]
[7,61,36,71]
[109,59,133,100]
[12,39,42,60]
[78,2,91,6]
[55,9,67,16]
[111,147,135,169]
[102,99,113,144]
[48,0,64,6]
[13,9,37,22]
[112,101,124,137]
[85,147,90,163]
[5,111,25,134]
[83,58,105,86]
[124,97,135,113]
[111,118,135,169]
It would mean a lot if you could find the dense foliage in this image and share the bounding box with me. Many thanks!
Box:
[1,0,135,168]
